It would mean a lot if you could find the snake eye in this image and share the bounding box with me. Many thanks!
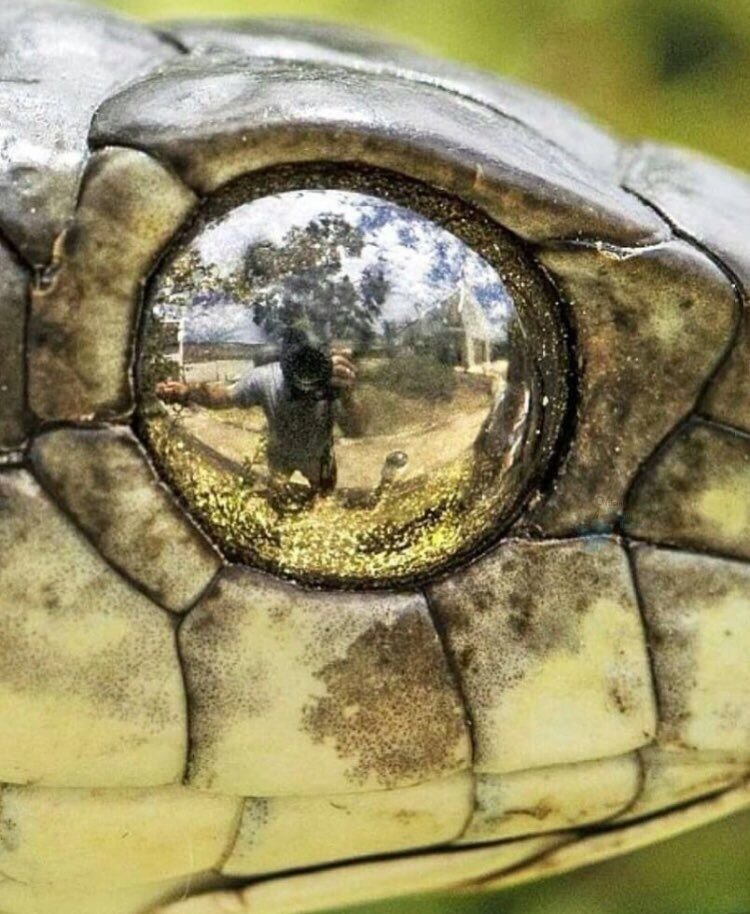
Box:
[138,167,568,587]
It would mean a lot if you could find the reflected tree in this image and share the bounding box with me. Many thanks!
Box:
[244,214,388,349]
[154,214,390,352]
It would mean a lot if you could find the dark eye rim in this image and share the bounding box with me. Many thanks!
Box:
[133,161,576,590]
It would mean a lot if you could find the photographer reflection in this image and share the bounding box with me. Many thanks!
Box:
[155,331,368,494]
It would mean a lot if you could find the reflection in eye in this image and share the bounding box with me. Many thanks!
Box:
[139,183,564,587]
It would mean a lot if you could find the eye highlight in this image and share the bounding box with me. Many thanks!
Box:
[138,167,569,587]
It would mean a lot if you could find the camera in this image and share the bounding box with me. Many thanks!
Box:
[280,334,336,401]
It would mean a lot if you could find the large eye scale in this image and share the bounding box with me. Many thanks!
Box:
[138,166,569,587]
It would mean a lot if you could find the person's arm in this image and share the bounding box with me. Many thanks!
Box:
[330,351,369,438]
[154,379,234,409]
[337,389,369,438]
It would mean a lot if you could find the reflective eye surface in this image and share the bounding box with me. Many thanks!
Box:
[139,170,568,586]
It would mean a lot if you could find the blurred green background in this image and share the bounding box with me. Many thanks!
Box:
[97,0,749,911]
[98,0,750,169]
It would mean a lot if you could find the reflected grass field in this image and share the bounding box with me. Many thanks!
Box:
[143,404,516,586]
[97,0,750,909]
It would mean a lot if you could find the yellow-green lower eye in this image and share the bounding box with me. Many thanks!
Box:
[138,168,568,587]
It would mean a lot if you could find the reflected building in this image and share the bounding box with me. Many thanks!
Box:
[402,284,494,373]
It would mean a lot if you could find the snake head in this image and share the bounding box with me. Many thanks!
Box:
[0,5,748,914]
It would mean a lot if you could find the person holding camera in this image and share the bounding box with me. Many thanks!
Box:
[155,341,367,494]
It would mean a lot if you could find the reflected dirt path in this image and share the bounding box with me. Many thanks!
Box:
[178,403,490,490]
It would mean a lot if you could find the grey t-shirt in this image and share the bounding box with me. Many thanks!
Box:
[230,362,334,480]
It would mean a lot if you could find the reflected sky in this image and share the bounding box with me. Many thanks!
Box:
[154,190,515,346]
